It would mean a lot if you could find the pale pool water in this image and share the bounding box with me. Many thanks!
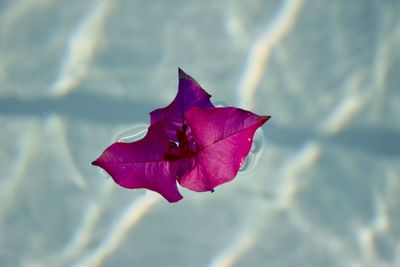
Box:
[1,0,400,266]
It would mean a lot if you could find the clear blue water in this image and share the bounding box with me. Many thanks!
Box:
[1,0,399,266]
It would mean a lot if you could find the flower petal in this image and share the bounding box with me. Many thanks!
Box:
[178,107,270,192]
[92,120,184,202]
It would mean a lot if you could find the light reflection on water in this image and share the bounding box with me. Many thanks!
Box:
[115,124,148,143]
[239,128,265,174]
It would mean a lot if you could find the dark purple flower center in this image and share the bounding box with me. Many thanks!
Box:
[164,123,198,161]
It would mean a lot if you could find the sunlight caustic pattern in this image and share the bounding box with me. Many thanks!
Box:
[72,192,161,267]
[237,0,305,109]
[50,0,112,97]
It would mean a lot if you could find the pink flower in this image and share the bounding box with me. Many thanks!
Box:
[92,69,270,202]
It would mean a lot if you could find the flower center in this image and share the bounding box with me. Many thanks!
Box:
[164,123,198,161]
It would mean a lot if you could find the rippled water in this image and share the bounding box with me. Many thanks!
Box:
[1,0,399,267]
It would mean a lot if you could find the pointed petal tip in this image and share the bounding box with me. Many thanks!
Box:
[259,115,271,124]
[157,188,183,203]
[263,115,271,121]
[178,67,184,76]
[178,67,192,81]
[167,195,183,203]
[91,159,100,166]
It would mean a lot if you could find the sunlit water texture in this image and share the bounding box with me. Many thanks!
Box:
[0,0,400,267]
